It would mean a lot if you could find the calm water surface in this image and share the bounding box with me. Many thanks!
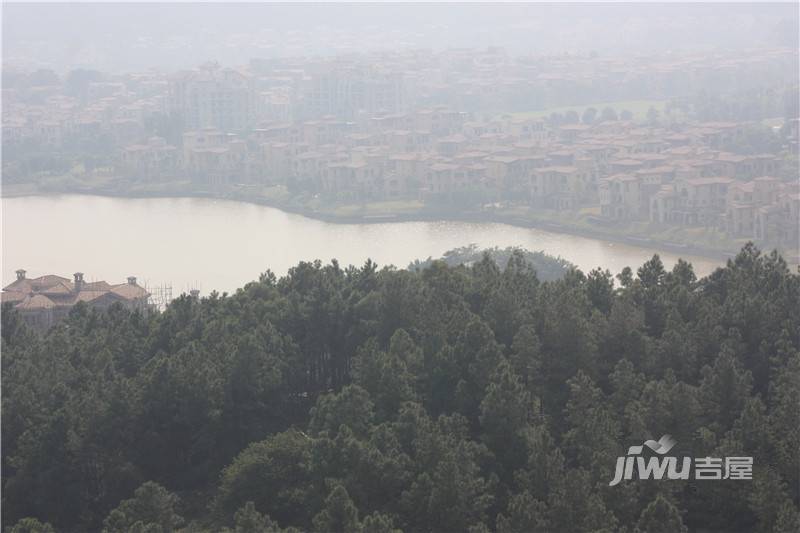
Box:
[2,195,724,294]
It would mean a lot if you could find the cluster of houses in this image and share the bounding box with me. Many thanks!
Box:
[115,112,799,248]
[3,47,798,249]
[4,46,795,152]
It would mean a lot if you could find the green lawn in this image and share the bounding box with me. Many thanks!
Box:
[253,184,291,202]
[128,180,193,194]
[327,200,425,217]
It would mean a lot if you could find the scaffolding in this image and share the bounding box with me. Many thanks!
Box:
[144,282,173,311]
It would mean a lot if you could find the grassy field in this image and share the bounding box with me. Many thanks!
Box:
[328,200,425,217]
[505,99,667,121]
[252,184,291,203]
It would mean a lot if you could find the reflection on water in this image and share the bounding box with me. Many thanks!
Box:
[2,195,724,294]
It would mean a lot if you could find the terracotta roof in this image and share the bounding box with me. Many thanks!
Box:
[110,284,150,299]
[1,291,27,304]
[730,182,755,192]
[2,279,33,293]
[73,290,111,303]
[716,153,747,163]
[3,274,73,293]
[455,151,490,159]
[681,177,734,186]
[485,156,519,164]
[84,281,112,291]
[34,275,72,285]
[537,166,578,174]
[39,281,74,295]
[636,166,675,175]
[16,294,56,310]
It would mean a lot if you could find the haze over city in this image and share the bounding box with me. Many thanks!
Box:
[4,3,798,71]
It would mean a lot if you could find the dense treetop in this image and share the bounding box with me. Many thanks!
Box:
[2,243,799,532]
[409,245,573,282]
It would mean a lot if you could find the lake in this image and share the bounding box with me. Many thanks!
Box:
[2,195,724,295]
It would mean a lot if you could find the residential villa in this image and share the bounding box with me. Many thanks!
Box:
[2,270,151,330]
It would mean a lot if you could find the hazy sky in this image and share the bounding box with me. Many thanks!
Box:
[3,2,798,72]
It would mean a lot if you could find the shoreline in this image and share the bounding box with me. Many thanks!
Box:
[2,187,779,265]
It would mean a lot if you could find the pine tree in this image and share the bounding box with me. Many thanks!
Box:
[636,494,687,533]
[312,484,360,533]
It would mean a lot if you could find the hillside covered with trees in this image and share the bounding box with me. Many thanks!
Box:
[2,244,799,533]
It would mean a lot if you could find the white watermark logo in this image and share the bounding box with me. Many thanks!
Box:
[609,434,753,486]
